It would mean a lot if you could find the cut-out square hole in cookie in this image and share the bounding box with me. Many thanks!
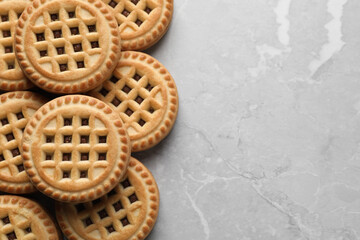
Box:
[46,135,54,143]
[122,9,130,17]
[56,47,65,55]
[121,178,131,188]
[4,46,12,54]
[7,61,15,70]
[135,19,143,27]
[24,226,32,233]
[91,41,99,48]
[45,153,53,160]
[135,96,143,104]
[128,193,138,203]
[70,27,79,35]
[98,153,106,161]
[99,88,109,97]
[121,216,130,226]
[73,43,82,52]
[87,25,96,32]
[63,135,72,143]
[131,0,139,5]
[80,170,88,178]
[53,29,62,38]
[97,209,108,219]
[62,153,71,161]
[6,133,14,142]
[59,63,68,72]
[1,117,9,126]
[17,164,25,172]
[133,73,142,81]
[0,154,4,161]
[6,231,17,240]
[111,97,121,107]
[80,135,89,143]
[64,118,72,126]
[2,30,11,38]
[138,118,146,127]
[11,148,20,157]
[17,12,22,19]
[98,136,107,143]
[81,153,89,161]
[1,15,9,22]
[145,7,152,14]
[83,217,93,227]
[107,188,117,197]
[108,0,117,8]
[110,75,118,84]
[106,224,115,233]
[81,118,89,126]
[36,32,45,41]
[63,171,70,178]
[125,108,133,117]
[68,11,75,18]
[16,112,24,119]
[92,198,101,205]
[77,61,85,68]
[122,85,131,94]
[113,200,123,211]
[145,83,153,92]
[2,216,10,224]
[148,106,155,114]
[50,13,59,21]
[39,50,48,57]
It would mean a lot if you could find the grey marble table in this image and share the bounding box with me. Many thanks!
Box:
[139,0,360,239]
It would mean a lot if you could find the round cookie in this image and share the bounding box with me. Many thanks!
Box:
[56,157,159,240]
[89,51,178,152]
[14,0,121,94]
[21,95,131,203]
[102,0,173,51]
[0,0,33,91]
[0,195,60,240]
[0,91,47,194]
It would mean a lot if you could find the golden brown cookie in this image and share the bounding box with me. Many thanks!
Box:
[14,0,121,94]
[0,195,60,240]
[102,0,173,51]
[89,51,178,152]
[0,0,33,91]
[0,91,46,194]
[56,157,159,240]
[22,95,131,203]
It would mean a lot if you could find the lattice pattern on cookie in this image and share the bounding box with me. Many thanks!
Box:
[0,7,25,72]
[40,114,109,182]
[105,0,160,32]
[98,65,163,135]
[73,177,141,238]
[31,6,102,73]
[0,108,30,178]
[0,211,35,240]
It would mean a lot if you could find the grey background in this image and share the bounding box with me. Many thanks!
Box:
[140,0,360,239]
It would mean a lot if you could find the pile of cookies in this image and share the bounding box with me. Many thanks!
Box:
[0,0,177,239]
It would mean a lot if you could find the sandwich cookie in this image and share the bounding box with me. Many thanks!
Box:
[0,0,33,91]
[14,0,121,93]
[103,0,173,51]
[22,95,131,203]
[0,91,46,194]
[90,51,178,152]
[56,157,159,240]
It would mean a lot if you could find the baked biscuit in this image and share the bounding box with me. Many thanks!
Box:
[0,91,46,194]
[56,157,159,240]
[102,0,173,51]
[14,0,121,94]
[22,95,131,203]
[0,195,60,240]
[90,51,178,152]
[0,0,33,91]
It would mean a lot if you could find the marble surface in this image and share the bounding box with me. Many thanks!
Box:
[136,0,360,239]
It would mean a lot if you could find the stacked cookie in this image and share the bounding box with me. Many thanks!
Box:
[0,0,177,239]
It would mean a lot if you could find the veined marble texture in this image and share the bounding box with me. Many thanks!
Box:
[135,0,360,239]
